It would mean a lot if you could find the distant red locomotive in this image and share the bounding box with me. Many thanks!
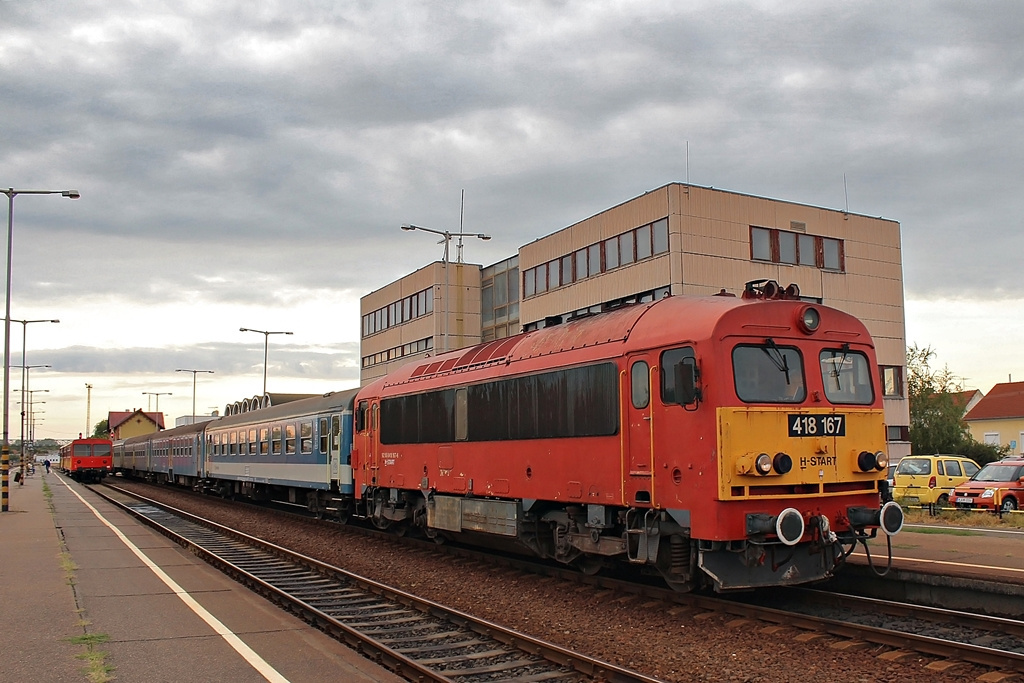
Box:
[351,281,903,592]
[60,437,113,483]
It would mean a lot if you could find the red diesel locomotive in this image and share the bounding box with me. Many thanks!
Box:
[60,436,114,483]
[350,281,903,591]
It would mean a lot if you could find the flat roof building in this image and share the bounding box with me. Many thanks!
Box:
[361,183,910,458]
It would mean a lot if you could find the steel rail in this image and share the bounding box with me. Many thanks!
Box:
[105,478,1024,675]
[94,483,666,683]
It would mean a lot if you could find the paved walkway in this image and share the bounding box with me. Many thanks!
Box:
[0,471,404,682]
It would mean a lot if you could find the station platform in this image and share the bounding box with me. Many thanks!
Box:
[0,470,405,683]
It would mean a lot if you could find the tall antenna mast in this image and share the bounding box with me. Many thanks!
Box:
[686,141,689,185]
[456,189,465,264]
[844,174,850,213]
[85,383,93,436]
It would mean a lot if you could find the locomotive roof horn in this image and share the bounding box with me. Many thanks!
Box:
[743,279,803,301]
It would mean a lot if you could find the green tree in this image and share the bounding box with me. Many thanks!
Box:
[907,344,1004,464]
[91,419,109,439]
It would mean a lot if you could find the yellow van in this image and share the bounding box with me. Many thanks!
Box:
[892,455,980,506]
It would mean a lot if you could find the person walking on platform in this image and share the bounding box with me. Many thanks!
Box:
[44,459,50,474]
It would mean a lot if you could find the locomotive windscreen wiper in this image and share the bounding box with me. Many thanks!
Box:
[828,343,851,391]
[761,338,791,385]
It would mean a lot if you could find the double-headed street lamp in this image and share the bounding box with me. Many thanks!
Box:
[239,328,292,396]
[400,224,491,352]
[1,188,78,512]
[176,369,213,425]
[142,391,172,412]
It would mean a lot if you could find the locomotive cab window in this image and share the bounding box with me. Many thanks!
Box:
[733,342,806,403]
[660,347,696,404]
[630,361,650,409]
[819,348,874,404]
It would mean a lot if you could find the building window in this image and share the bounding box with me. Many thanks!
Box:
[750,226,845,272]
[880,366,903,398]
[887,425,910,442]
[362,287,434,338]
[521,217,671,300]
[362,337,434,369]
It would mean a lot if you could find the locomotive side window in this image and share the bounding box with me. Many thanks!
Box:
[733,343,806,403]
[660,347,696,404]
[380,363,619,444]
[455,388,468,441]
[631,361,650,409]
[819,348,874,405]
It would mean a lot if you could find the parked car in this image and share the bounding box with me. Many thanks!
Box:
[892,455,980,506]
[952,457,1024,512]
[886,463,898,490]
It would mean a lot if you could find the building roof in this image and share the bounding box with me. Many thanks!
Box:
[108,409,165,430]
[951,389,984,416]
[964,382,1024,421]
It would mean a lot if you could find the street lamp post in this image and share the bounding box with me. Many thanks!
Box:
[239,328,292,396]
[25,392,46,442]
[1,188,78,512]
[142,391,172,412]
[19,363,49,480]
[10,317,59,478]
[400,224,490,352]
[176,369,214,425]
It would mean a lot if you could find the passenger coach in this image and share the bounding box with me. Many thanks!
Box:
[203,390,358,517]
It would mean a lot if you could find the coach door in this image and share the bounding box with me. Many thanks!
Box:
[625,356,655,505]
[329,414,341,481]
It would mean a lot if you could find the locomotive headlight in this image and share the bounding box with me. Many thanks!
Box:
[772,452,793,475]
[874,451,888,470]
[797,306,821,334]
[755,453,773,475]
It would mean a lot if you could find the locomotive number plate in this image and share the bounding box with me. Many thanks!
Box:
[787,414,846,437]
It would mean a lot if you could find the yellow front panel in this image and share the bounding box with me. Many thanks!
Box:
[717,407,886,499]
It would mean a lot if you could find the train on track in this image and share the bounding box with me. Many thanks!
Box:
[60,436,114,483]
[111,280,903,592]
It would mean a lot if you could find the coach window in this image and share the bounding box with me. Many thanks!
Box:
[631,361,650,409]
[260,428,269,455]
[272,426,283,454]
[300,422,313,453]
[660,347,696,404]
[319,418,329,451]
[285,425,296,454]
[249,428,257,454]
[229,431,237,456]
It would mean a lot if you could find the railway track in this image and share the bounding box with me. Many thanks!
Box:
[93,483,665,683]
[104,478,1024,678]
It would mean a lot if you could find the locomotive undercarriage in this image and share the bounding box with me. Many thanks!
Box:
[358,487,704,590]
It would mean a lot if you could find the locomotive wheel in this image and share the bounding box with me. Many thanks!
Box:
[575,555,604,576]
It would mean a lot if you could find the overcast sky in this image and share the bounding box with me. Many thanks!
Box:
[3,0,1022,439]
